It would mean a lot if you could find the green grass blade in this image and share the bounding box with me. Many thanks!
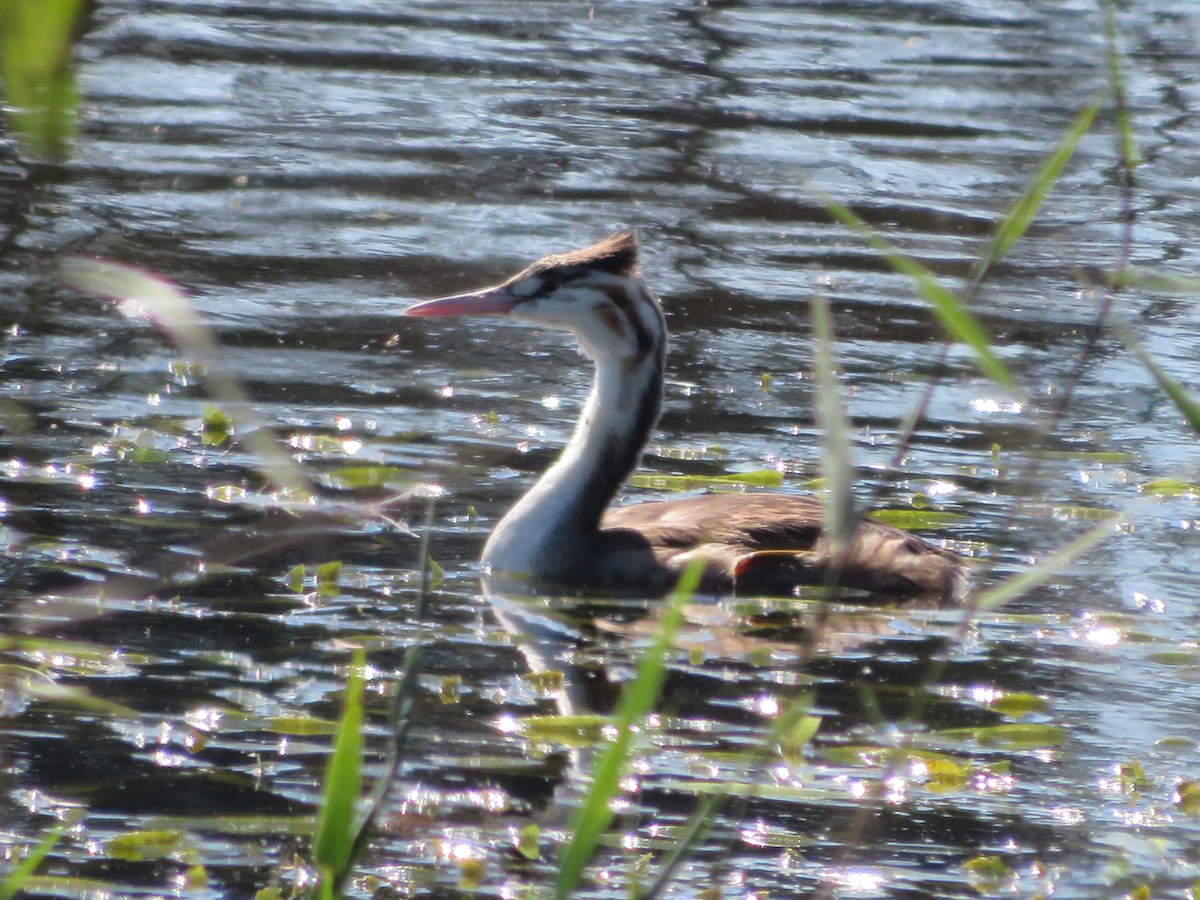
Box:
[816,193,1016,392]
[553,560,703,900]
[0,0,84,158]
[1104,1,1139,172]
[1123,331,1200,435]
[641,692,817,900]
[977,100,1101,272]
[60,258,315,499]
[811,294,855,551]
[342,499,438,876]
[1107,269,1200,295]
[310,648,367,894]
[975,514,1121,611]
[0,812,77,900]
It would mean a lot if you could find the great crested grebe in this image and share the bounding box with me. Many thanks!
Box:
[405,231,967,600]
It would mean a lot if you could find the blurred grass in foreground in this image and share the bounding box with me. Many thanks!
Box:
[0,0,83,160]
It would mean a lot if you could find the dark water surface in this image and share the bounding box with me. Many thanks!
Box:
[4,1,1200,897]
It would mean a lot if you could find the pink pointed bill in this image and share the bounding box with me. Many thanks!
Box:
[403,286,522,318]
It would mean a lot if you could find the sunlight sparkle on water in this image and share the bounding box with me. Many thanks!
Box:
[971,397,1025,415]
[741,820,769,847]
[1084,625,1122,647]
[1131,591,1165,613]
[821,866,888,894]
[751,694,780,716]
[924,479,958,496]
[184,706,225,731]
[438,837,482,864]
[150,748,188,768]
[1114,807,1172,827]
[884,775,909,803]
[970,684,1005,705]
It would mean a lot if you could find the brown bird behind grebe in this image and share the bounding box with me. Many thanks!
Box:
[404,231,968,600]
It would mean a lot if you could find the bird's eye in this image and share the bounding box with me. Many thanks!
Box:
[538,274,563,295]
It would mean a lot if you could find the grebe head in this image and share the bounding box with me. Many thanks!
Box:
[403,230,662,363]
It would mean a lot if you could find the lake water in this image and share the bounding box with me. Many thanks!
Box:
[3,1,1200,897]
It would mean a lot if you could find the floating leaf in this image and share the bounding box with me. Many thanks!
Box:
[1146,649,1199,667]
[1175,779,1200,816]
[286,564,305,593]
[325,465,411,490]
[818,744,971,790]
[1118,757,1149,791]
[1109,268,1200,296]
[924,755,971,794]
[128,446,171,464]
[184,865,208,889]
[143,815,313,837]
[867,509,969,529]
[104,830,189,862]
[985,691,1050,717]
[293,433,350,455]
[316,561,342,597]
[264,716,340,737]
[522,670,566,693]
[516,825,541,861]
[779,715,822,763]
[738,824,817,849]
[934,723,1068,750]
[1140,479,1199,498]
[1031,449,1136,463]
[201,405,233,446]
[628,470,784,491]
[458,858,485,890]
[964,855,1013,892]
[518,714,611,747]
[439,675,462,704]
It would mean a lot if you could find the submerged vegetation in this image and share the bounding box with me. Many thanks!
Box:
[3,2,1200,899]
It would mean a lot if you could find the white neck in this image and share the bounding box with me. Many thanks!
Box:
[482,344,663,584]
